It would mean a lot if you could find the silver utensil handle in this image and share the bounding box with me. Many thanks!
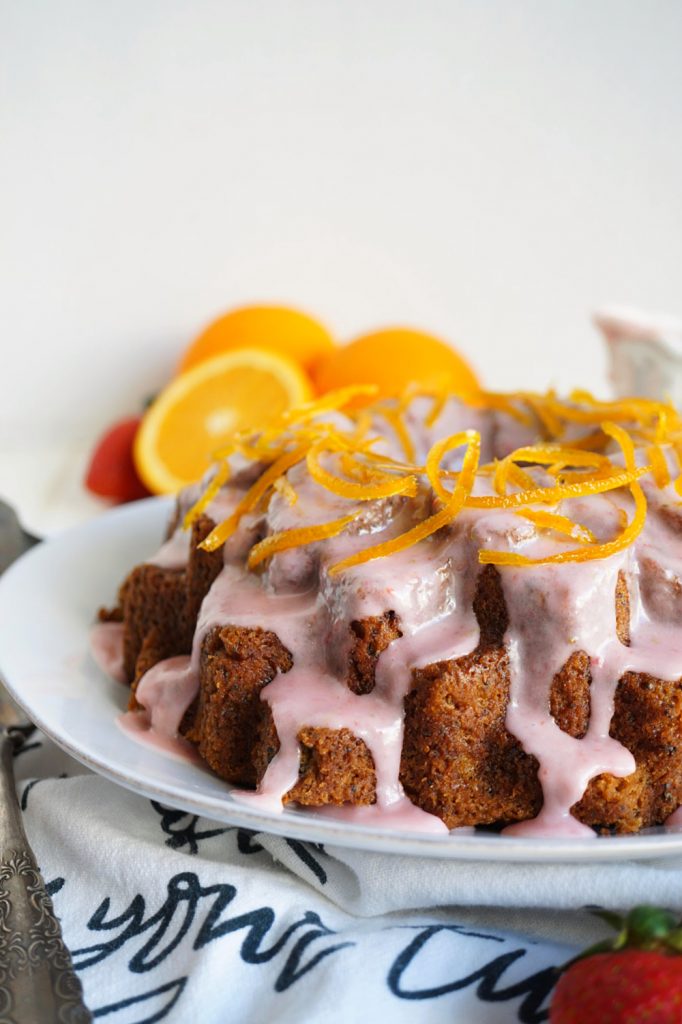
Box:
[0,732,91,1023]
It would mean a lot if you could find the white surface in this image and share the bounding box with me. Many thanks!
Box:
[2,0,682,448]
[0,441,107,536]
[3,495,682,862]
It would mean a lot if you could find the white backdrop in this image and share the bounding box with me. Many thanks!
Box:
[2,0,682,445]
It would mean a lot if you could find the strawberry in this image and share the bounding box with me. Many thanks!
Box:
[85,416,152,503]
[551,905,682,1023]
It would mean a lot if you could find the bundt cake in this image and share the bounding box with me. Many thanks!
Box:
[93,386,682,837]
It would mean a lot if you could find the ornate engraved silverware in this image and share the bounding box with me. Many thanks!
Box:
[0,502,91,1022]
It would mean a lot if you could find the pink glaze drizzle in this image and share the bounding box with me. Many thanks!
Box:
[147,528,190,570]
[117,708,204,766]
[90,622,126,684]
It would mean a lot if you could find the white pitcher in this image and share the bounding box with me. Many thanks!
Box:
[596,306,682,404]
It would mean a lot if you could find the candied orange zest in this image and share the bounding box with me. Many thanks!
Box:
[467,465,648,510]
[647,444,671,489]
[187,386,679,570]
[476,391,535,427]
[361,451,425,475]
[506,445,610,470]
[379,406,417,463]
[340,452,401,486]
[349,409,374,445]
[273,475,298,506]
[231,441,265,461]
[522,394,564,438]
[247,512,361,569]
[515,508,597,544]
[426,430,479,502]
[182,460,231,531]
[492,445,606,499]
[546,391,677,430]
[280,385,379,426]
[480,489,644,565]
[508,463,537,491]
[200,445,309,551]
[329,431,481,575]
[424,389,448,428]
[655,407,671,444]
[480,422,646,566]
[556,429,608,452]
[492,457,536,497]
[492,458,508,497]
[306,441,418,501]
[214,388,379,462]
[549,465,620,484]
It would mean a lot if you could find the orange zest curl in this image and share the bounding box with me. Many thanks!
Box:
[280,385,379,426]
[183,460,231,531]
[187,385,681,574]
[647,444,671,489]
[544,390,679,432]
[306,441,419,501]
[466,466,647,511]
[425,430,480,503]
[273,475,298,505]
[247,512,361,569]
[508,463,537,492]
[200,445,309,552]
[507,446,610,471]
[480,422,647,566]
[515,508,597,545]
[424,389,448,428]
[378,405,417,463]
[521,393,564,439]
[475,391,535,427]
[492,457,535,497]
[329,431,481,575]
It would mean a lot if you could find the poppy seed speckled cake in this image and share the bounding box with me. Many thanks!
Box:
[94,386,682,837]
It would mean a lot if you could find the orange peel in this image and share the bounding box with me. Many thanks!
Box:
[247,512,361,569]
[184,386,681,575]
[480,422,646,566]
[647,444,671,489]
[515,508,597,545]
[200,445,309,552]
[329,431,481,575]
[182,460,231,531]
[306,441,418,501]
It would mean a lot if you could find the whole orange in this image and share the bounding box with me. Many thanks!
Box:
[311,327,479,400]
[178,305,334,375]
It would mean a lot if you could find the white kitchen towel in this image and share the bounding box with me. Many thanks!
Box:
[14,732,673,1024]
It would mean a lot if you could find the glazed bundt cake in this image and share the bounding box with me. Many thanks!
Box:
[95,387,682,836]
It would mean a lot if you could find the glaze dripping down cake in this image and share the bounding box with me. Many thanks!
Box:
[97,386,682,837]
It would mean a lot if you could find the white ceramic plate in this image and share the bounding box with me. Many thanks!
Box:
[2,496,682,862]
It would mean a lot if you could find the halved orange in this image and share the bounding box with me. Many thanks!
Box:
[135,348,313,494]
[177,304,335,375]
[311,327,480,401]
